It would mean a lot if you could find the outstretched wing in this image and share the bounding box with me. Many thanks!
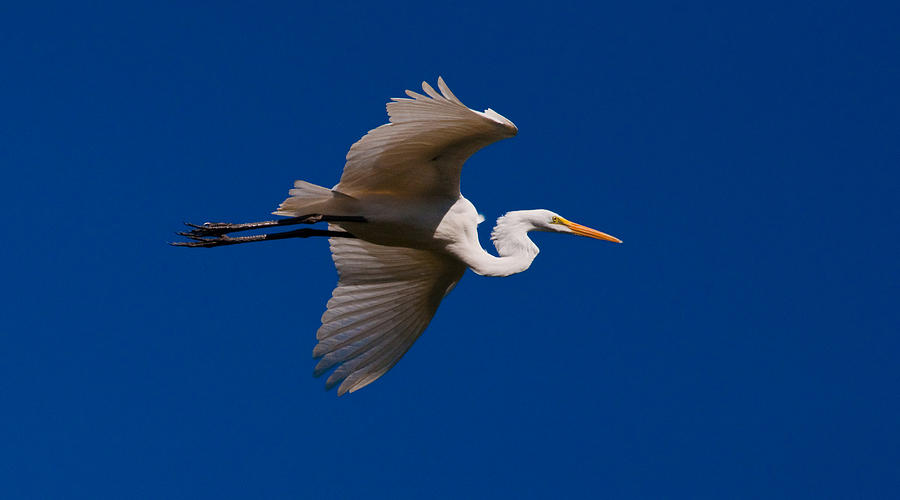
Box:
[313,233,465,395]
[334,77,518,199]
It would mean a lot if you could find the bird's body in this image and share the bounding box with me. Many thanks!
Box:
[177,78,620,395]
[321,192,470,252]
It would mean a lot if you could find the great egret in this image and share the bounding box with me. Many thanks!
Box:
[175,77,621,395]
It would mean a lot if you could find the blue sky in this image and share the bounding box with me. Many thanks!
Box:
[2,1,898,498]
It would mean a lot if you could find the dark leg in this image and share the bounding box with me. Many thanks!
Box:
[171,213,366,248]
[171,228,357,248]
[179,214,366,237]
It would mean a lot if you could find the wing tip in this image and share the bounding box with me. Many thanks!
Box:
[481,108,518,135]
[398,77,465,106]
[324,371,344,391]
[436,76,464,105]
[421,80,441,99]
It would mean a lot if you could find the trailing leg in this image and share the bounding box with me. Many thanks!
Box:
[179,214,366,238]
[171,214,366,248]
[171,227,357,248]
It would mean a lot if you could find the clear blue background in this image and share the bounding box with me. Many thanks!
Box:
[3,1,898,498]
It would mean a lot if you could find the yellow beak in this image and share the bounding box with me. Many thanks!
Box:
[561,218,622,243]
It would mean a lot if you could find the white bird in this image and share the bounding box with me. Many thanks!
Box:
[175,77,621,395]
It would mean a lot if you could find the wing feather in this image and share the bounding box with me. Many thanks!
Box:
[313,303,424,377]
[421,80,441,99]
[437,77,463,105]
[334,77,517,199]
[334,310,430,395]
[314,234,465,395]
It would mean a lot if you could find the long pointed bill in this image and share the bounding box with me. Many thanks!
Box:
[561,218,622,243]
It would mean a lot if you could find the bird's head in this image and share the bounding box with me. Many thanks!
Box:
[531,209,622,243]
[488,209,621,274]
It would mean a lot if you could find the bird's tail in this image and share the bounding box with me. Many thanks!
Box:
[273,180,357,217]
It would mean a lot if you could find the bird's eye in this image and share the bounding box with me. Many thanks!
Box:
[551,216,562,224]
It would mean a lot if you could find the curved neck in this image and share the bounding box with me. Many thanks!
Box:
[452,213,540,277]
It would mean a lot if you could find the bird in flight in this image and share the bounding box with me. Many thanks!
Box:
[174,77,621,395]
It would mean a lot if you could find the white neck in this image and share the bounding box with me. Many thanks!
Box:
[453,212,541,277]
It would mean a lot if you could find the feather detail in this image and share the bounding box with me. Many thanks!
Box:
[313,235,465,395]
[334,78,517,199]
[437,76,464,105]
